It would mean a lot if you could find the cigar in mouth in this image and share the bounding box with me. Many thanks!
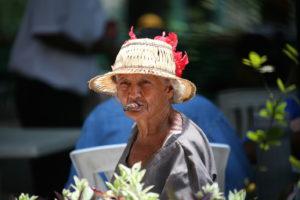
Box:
[123,102,140,111]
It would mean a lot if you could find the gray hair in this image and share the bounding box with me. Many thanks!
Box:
[164,78,185,103]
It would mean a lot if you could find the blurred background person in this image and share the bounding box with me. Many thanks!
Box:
[5,0,118,197]
[8,0,118,127]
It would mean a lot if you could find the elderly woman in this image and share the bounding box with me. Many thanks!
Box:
[89,28,216,199]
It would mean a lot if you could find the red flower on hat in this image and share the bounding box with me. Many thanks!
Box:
[174,51,189,77]
[123,26,136,45]
[128,27,189,77]
[154,32,189,77]
[154,32,178,51]
[129,26,137,39]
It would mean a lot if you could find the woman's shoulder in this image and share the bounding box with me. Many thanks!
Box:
[162,113,213,155]
[163,113,217,182]
[177,113,210,146]
[176,114,215,165]
[162,112,211,150]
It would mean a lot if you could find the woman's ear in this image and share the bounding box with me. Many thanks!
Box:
[166,85,173,93]
[163,79,174,101]
[165,85,174,102]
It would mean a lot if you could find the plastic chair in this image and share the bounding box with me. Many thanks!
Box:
[70,143,126,190]
[210,143,230,192]
[70,143,230,192]
[217,88,280,137]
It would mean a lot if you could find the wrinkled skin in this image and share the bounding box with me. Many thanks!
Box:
[115,74,177,166]
[115,74,173,121]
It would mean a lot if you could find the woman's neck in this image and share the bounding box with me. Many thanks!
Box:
[136,107,175,140]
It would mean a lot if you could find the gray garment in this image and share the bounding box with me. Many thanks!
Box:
[115,113,217,200]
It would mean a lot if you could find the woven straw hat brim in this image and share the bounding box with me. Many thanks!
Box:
[88,67,196,103]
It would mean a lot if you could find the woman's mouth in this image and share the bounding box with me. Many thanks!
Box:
[123,102,143,112]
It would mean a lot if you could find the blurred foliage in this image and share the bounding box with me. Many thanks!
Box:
[242,48,298,150]
[166,0,265,98]
[16,193,38,200]
[196,183,224,200]
[182,34,237,97]
[58,176,95,200]
[227,189,247,200]
[0,0,27,40]
[283,43,299,65]
[17,164,247,200]
[0,0,27,74]
[242,51,267,69]
[105,162,159,200]
[289,155,300,172]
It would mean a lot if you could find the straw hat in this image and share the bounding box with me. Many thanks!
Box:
[88,28,196,103]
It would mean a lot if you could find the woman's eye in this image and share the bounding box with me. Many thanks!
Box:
[141,80,151,85]
[118,81,129,88]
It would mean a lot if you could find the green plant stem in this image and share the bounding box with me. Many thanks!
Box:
[268,98,279,129]
[259,73,276,130]
[260,73,273,98]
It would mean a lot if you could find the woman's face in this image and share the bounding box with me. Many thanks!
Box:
[115,74,173,121]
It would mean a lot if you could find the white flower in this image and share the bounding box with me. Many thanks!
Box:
[106,163,159,200]
[258,65,275,73]
[63,176,94,200]
[197,182,224,200]
[16,193,38,200]
[228,189,246,200]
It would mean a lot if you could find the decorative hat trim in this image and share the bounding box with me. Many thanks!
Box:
[128,27,189,77]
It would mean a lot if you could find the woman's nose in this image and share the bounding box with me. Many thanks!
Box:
[128,85,141,99]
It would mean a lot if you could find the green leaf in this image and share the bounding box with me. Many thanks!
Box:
[126,190,139,200]
[259,108,270,118]
[283,44,299,64]
[143,185,154,193]
[242,51,268,70]
[228,189,246,200]
[106,182,118,194]
[247,130,266,142]
[260,55,267,64]
[266,100,274,113]
[289,155,300,171]
[266,140,281,147]
[276,102,287,113]
[260,143,270,151]
[286,84,297,93]
[274,113,284,120]
[283,49,299,64]
[249,51,263,69]
[106,163,159,200]
[286,44,298,56]
[246,131,258,141]
[17,193,39,200]
[119,164,131,177]
[276,78,285,92]
[242,59,251,66]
